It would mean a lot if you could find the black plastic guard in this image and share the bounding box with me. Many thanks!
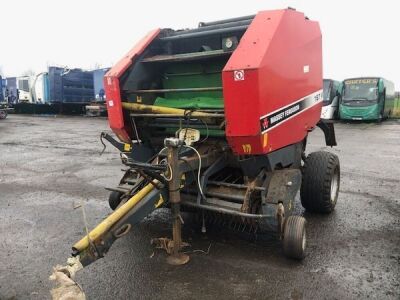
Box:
[317,120,337,146]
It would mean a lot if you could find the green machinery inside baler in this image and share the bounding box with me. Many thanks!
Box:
[155,61,224,109]
[136,56,228,139]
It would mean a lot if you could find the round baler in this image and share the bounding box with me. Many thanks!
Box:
[71,8,340,267]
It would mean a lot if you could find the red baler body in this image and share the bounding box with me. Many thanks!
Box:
[223,10,322,154]
[104,9,322,155]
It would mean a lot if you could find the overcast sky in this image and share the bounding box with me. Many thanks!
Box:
[0,0,399,88]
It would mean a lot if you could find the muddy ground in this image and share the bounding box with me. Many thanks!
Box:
[0,115,399,299]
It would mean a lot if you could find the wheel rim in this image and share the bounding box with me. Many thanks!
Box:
[330,168,339,203]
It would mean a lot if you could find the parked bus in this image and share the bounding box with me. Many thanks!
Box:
[339,77,395,121]
[321,79,341,120]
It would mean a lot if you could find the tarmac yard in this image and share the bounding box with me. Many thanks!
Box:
[0,115,399,300]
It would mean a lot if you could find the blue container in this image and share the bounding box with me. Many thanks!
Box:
[0,76,4,101]
[48,67,64,102]
[5,77,17,104]
[48,67,95,103]
[62,69,94,103]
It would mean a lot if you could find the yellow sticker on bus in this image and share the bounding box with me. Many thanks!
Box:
[344,79,378,85]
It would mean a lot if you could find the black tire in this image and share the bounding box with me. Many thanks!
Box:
[283,216,306,260]
[109,191,123,210]
[300,151,340,213]
[377,106,385,122]
[377,113,383,123]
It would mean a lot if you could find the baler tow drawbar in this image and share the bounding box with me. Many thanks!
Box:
[73,128,229,266]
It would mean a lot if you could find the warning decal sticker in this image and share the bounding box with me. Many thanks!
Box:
[234,70,245,81]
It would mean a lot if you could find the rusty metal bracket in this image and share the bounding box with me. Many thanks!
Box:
[164,138,190,265]
[258,169,302,232]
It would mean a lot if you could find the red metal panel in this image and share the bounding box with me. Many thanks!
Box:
[104,29,161,143]
[223,9,322,155]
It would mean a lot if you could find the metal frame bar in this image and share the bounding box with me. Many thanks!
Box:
[160,25,249,41]
[129,113,224,118]
[126,87,222,94]
[181,200,271,219]
[199,15,255,27]
[173,19,252,35]
[141,50,231,63]
[207,180,266,191]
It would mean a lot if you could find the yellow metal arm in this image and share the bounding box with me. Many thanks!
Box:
[122,102,216,117]
[73,181,157,252]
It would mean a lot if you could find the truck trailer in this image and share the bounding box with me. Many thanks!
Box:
[16,76,32,103]
[31,72,50,103]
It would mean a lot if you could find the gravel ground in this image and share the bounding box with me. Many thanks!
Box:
[0,115,399,300]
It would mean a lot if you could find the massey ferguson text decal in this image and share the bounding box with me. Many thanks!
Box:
[260,90,323,133]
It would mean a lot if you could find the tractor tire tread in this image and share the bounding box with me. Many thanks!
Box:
[300,151,340,213]
[283,216,306,260]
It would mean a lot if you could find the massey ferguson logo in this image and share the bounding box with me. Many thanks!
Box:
[261,118,269,132]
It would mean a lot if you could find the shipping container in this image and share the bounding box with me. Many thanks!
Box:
[48,66,94,103]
